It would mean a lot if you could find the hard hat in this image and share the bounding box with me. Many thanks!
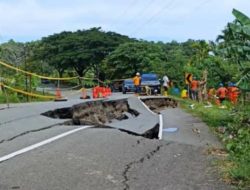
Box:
[136,72,140,76]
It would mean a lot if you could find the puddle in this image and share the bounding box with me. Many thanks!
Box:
[163,128,178,133]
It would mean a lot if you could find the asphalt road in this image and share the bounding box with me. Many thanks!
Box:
[0,91,232,190]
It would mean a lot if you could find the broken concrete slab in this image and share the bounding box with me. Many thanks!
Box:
[41,97,161,139]
[108,97,159,137]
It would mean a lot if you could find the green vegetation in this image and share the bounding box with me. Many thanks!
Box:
[0,8,249,188]
[177,98,250,188]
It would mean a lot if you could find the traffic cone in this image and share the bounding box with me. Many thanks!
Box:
[98,87,103,98]
[105,88,109,97]
[92,87,98,99]
[54,88,67,101]
[102,87,107,98]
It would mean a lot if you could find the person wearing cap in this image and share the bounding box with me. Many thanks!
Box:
[133,72,141,95]
[216,83,228,105]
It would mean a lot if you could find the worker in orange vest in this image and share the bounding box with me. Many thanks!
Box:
[133,72,141,95]
[227,82,233,103]
[190,77,199,101]
[216,83,228,105]
[231,83,240,104]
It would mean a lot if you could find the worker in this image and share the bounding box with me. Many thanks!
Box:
[162,75,169,96]
[133,72,141,95]
[227,82,233,103]
[216,83,228,105]
[190,77,199,101]
[181,88,188,99]
[207,87,216,103]
[231,83,240,104]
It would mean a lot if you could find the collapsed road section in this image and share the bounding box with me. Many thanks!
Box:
[42,96,178,139]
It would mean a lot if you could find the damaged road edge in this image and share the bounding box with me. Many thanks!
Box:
[41,97,177,140]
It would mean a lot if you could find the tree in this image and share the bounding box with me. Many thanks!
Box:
[216,9,250,96]
[0,40,26,66]
[103,41,168,80]
[34,28,132,79]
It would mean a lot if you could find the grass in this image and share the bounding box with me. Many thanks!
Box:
[173,96,250,189]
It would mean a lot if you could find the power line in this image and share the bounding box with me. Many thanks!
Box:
[129,0,213,38]
[110,0,139,30]
[148,0,211,27]
[129,0,176,36]
[124,0,156,27]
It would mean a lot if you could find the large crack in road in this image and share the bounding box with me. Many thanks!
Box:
[42,99,139,125]
[40,97,177,139]
[122,142,168,190]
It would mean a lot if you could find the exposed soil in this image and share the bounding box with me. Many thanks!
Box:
[141,97,178,112]
[41,97,178,139]
[42,99,139,126]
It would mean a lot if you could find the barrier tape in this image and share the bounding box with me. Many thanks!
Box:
[0,82,56,99]
[0,61,99,81]
[0,60,131,83]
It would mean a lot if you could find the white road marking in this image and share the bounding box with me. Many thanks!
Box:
[0,125,92,163]
[137,97,163,139]
[138,97,157,115]
[158,114,163,140]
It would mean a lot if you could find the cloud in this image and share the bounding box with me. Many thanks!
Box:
[0,0,249,42]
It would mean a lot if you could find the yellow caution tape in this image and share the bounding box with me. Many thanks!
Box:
[0,60,132,83]
[0,83,56,99]
[0,60,80,81]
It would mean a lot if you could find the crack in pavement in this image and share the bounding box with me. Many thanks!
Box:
[0,123,64,144]
[0,114,39,126]
[122,143,166,190]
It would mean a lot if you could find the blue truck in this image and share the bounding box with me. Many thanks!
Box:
[140,73,161,95]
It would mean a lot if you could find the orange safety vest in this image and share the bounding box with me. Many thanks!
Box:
[133,76,141,86]
[217,87,228,98]
[227,86,233,101]
[191,80,198,90]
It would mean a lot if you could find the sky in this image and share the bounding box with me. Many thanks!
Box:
[0,0,249,43]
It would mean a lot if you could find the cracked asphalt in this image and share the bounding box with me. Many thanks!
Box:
[0,92,232,190]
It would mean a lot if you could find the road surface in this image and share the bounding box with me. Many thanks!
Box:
[0,91,231,190]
